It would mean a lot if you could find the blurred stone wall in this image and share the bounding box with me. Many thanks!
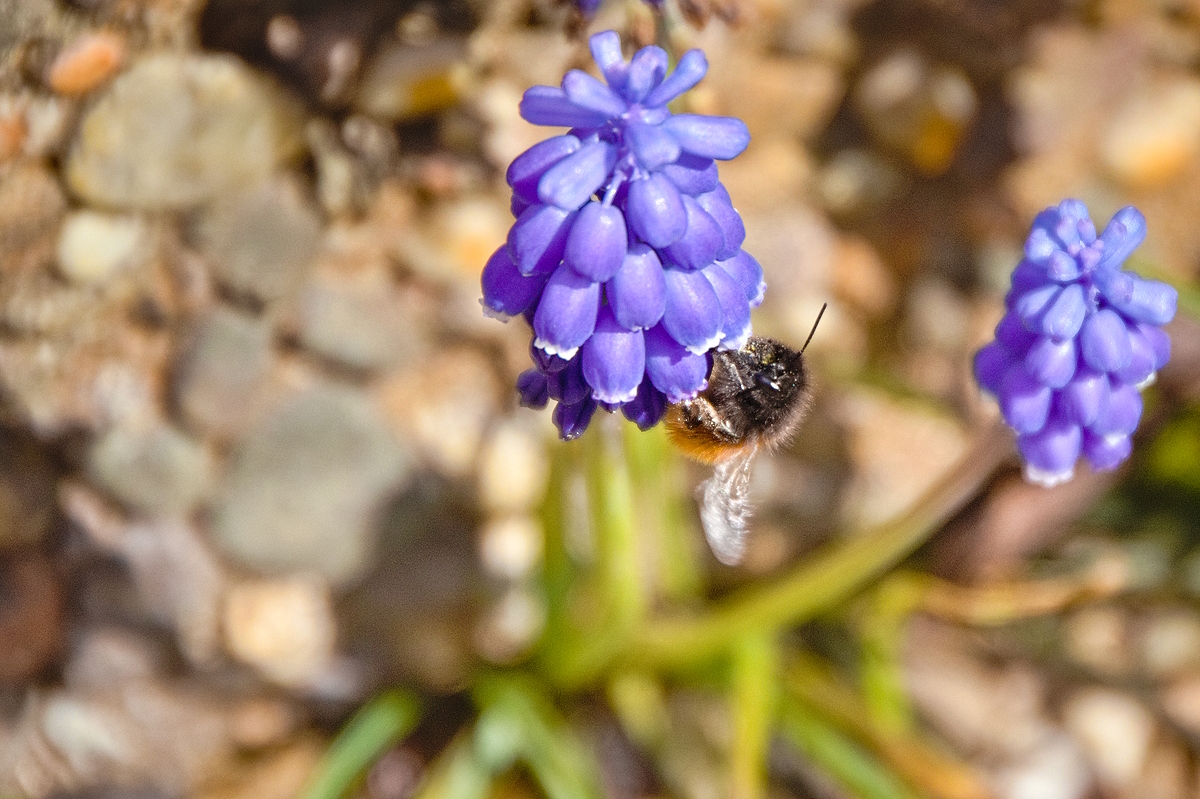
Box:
[4,0,1200,798]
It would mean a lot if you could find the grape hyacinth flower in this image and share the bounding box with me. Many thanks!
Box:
[974,200,1177,487]
[481,30,764,439]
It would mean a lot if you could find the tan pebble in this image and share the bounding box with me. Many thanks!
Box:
[355,38,466,120]
[990,731,1091,799]
[1064,605,1135,678]
[366,747,424,799]
[0,553,65,682]
[0,163,67,254]
[718,137,812,212]
[1140,608,1200,678]
[0,107,26,163]
[227,697,298,750]
[374,347,500,477]
[906,277,970,351]
[478,421,549,514]
[474,586,545,664]
[832,235,895,316]
[1062,687,1154,791]
[837,388,967,528]
[903,618,1049,755]
[433,197,511,281]
[65,53,306,209]
[1159,673,1200,734]
[62,627,162,690]
[47,31,125,96]
[223,575,336,687]
[56,210,147,284]
[305,118,356,216]
[714,55,844,142]
[479,516,542,581]
[265,15,303,60]
[1139,738,1190,799]
[1102,78,1200,189]
[816,148,904,215]
[20,95,73,158]
[195,737,324,799]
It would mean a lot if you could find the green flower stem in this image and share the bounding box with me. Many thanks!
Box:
[607,670,670,750]
[588,417,646,630]
[625,423,703,602]
[299,689,422,799]
[855,556,1125,749]
[778,697,921,799]
[787,655,990,799]
[474,674,605,799]
[857,573,928,734]
[855,552,1126,735]
[539,444,578,650]
[543,420,648,684]
[918,555,1127,625]
[615,420,1014,674]
[729,630,778,799]
[414,734,492,799]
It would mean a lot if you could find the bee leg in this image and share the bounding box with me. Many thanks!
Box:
[683,398,741,443]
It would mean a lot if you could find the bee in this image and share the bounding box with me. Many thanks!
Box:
[664,305,826,565]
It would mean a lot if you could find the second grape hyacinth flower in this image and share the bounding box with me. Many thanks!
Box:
[482,30,765,439]
[975,200,1177,487]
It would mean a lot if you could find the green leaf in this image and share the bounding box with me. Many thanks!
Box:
[299,689,422,799]
[474,674,604,799]
[779,698,921,799]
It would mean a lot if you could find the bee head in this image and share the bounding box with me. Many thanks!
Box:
[751,350,804,394]
[735,338,807,415]
[745,303,823,416]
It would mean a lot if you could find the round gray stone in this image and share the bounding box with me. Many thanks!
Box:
[192,178,322,303]
[88,424,213,516]
[64,53,304,210]
[174,307,272,435]
[298,271,426,371]
[210,385,412,585]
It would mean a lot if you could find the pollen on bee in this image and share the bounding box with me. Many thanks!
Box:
[663,406,754,465]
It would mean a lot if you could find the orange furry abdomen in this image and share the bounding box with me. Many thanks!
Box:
[663,406,754,465]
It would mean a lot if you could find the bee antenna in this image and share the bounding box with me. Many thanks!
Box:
[800,303,828,354]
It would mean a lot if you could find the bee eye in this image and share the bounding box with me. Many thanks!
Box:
[755,372,780,392]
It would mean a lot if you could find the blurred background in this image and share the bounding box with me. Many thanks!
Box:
[4,0,1200,798]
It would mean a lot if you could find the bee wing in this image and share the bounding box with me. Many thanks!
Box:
[699,448,757,565]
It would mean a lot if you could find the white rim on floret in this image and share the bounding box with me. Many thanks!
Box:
[480,300,513,322]
[684,331,723,356]
[1024,463,1075,488]
[534,339,579,360]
